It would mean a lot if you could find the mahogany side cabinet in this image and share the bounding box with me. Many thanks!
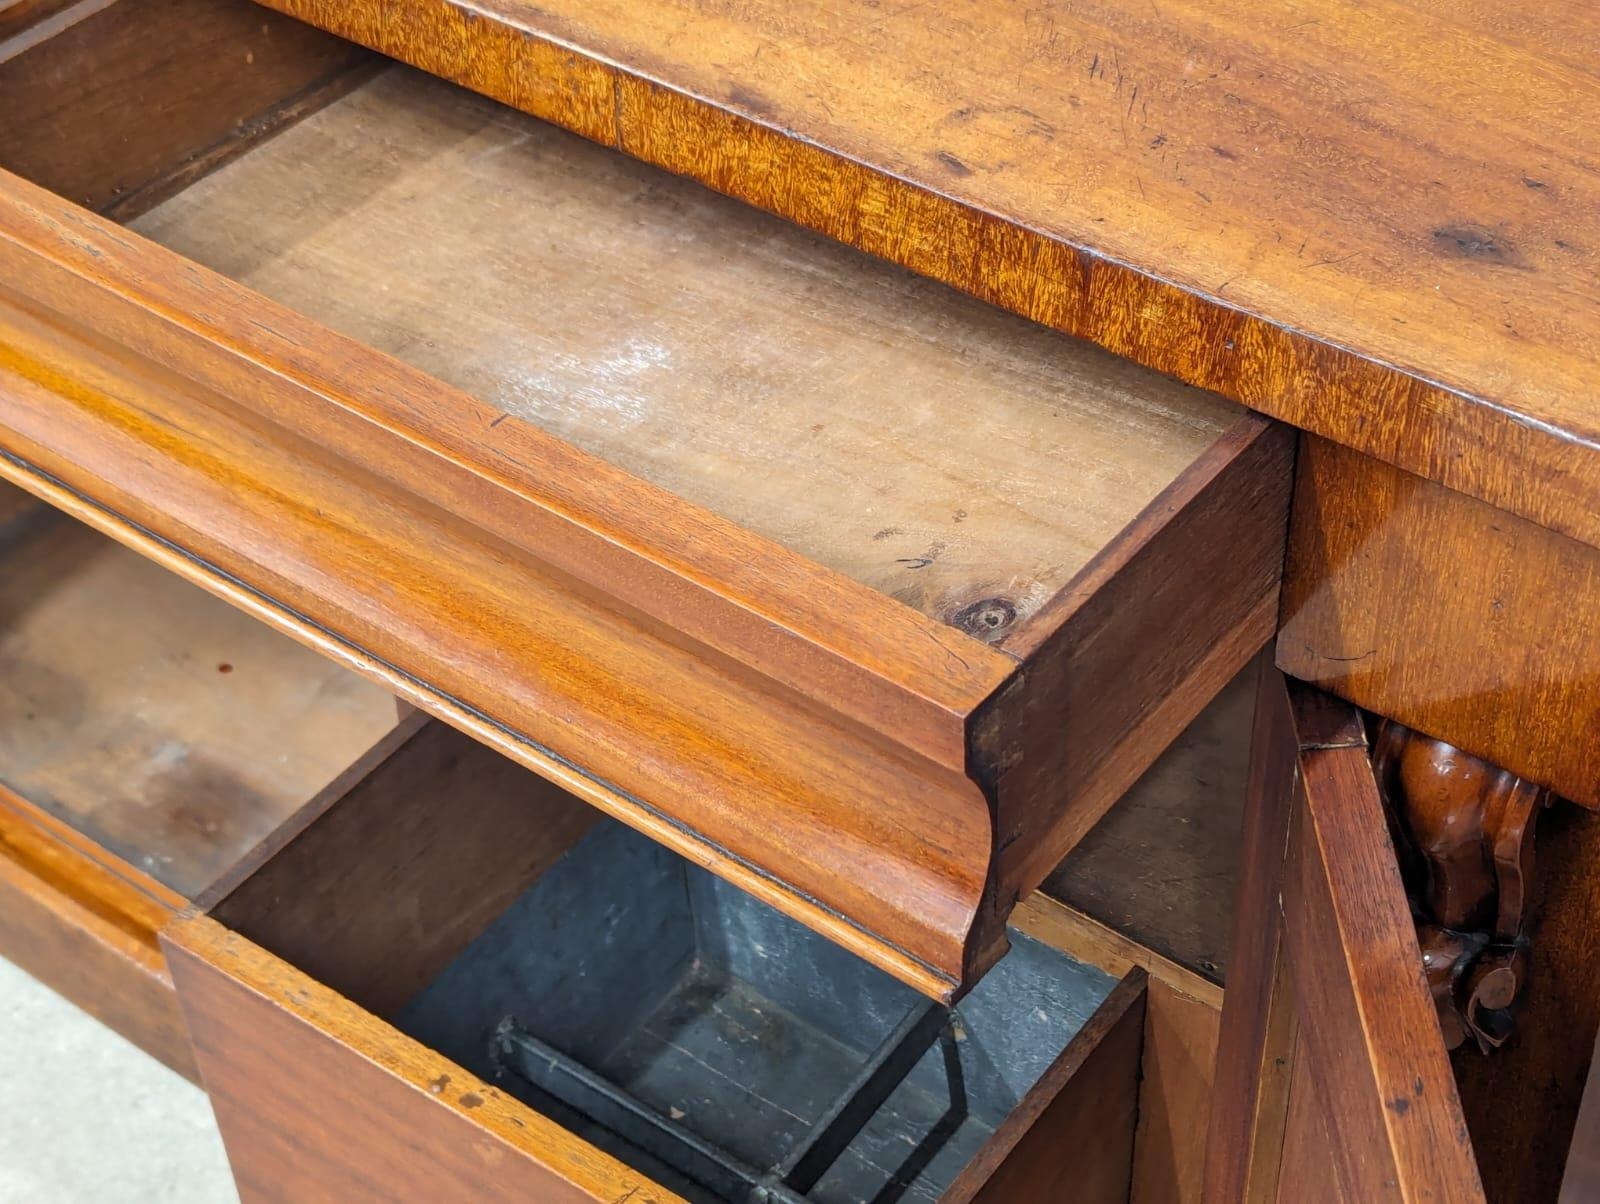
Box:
[1,2,1595,1201]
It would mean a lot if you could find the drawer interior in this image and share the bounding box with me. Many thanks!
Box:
[399,821,1114,1203]
[0,480,400,899]
[121,63,1241,644]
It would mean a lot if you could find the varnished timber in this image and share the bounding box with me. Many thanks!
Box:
[254,0,1600,549]
[164,919,689,1204]
[1280,434,1600,809]
[0,783,195,1080]
[0,99,1285,992]
[0,494,399,898]
[947,969,1147,1204]
[0,0,370,217]
[133,68,1240,640]
[1206,674,1485,1202]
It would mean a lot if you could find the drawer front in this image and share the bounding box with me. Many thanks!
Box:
[164,718,1152,1204]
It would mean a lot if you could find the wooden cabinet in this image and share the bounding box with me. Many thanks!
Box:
[1,1,1596,1201]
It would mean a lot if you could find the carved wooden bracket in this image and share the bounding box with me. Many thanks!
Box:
[1370,719,1553,1053]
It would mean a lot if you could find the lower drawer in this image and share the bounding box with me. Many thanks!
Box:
[164,717,1155,1203]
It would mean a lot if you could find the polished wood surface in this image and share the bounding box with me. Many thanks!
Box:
[166,918,688,1204]
[1206,674,1485,1202]
[0,57,1285,992]
[258,0,1600,548]
[0,0,368,216]
[1280,435,1600,808]
[951,969,1146,1203]
[1372,720,1550,1054]
[134,66,1239,638]
[0,783,195,1080]
[0,495,399,898]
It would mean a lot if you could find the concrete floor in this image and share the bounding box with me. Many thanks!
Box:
[0,957,237,1203]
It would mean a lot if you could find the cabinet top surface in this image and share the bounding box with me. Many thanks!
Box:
[413,0,1599,537]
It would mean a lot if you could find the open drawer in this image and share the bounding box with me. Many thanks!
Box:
[164,713,1163,1204]
[0,2,1291,998]
[0,479,401,1079]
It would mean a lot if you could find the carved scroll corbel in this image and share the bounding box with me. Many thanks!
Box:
[1370,719,1553,1053]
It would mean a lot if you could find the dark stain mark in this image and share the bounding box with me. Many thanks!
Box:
[872,527,903,541]
[1432,224,1527,268]
[809,423,825,435]
[952,509,967,523]
[953,597,1017,641]
[489,413,510,429]
[1211,145,1237,160]
[1555,239,1570,250]
[427,1074,451,1095]
[1150,133,1167,149]
[460,1092,485,1109]
[217,663,234,674]
[1523,176,1546,189]
[897,557,933,569]
[936,150,973,177]
[1389,1096,1411,1116]
[725,83,773,119]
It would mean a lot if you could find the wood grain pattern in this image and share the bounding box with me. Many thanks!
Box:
[0,782,195,1080]
[255,0,1600,549]
[0,495,400,898]
[0,264,994,996]
[0,0,369,215]
[978,416,1290,931]
[164,918,689,1204]
[212,719,599,1020]
[1279,435,1600,809]
[133,67,1239,639]
[949,968,1147,1204]
[1212,673,1486,1203]
[0,132,1278,992]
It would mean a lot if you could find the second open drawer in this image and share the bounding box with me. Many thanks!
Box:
[0,9,1291,996]
[164,715,1163,1204]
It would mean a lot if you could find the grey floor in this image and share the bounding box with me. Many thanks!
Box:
[0,956,237,1204]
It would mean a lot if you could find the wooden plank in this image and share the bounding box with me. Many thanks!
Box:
[1202,660,1301,1202]
[0,784,195,1080]
[1279,434,1600,808]
[164,917,688,1204]
[211,720,598,1020]
[254,0,1600,549]
[948,969,1147,1203]
[0,0,369,215]
[131,66,1239,644]
[1280,680,1484,1202]
[0,498,400,898]
[981,418,1289,914]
